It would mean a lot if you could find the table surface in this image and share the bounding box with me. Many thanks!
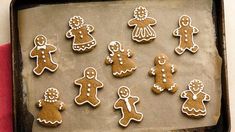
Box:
[0,0,234,131]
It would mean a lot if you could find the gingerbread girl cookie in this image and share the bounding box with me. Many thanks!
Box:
[181,79,210,118]
[114,86,143,127]
[149,54,178,94]
[36,88,65,127]
[128,6,157,43]
[66,16,96,53]
[105,41,137,78]
[173,15,199,55]
[74,67,104,107]
[30,35,58,76]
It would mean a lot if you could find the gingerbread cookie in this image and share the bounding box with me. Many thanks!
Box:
[128,6,157,43]
[36,88,65,127]
[173,15,199,55]
[181,79,210,118]
[114,86,143,127]
[105,41,137,78]
[149,54,178,94]
[66,16,96,53]
[30,35,58,76]
[74,67,104,107]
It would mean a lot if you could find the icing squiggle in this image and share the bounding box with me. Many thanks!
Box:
[113,67,137,76]
[37,118,62,124]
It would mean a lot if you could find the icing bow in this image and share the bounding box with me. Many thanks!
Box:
[37,45,46,50]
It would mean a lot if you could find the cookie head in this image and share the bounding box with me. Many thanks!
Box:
[108,41,122,52]
[34,35,47,46]
[188,80,204,93]
[118,86,130,98]
[44,88,59,102]
[179,15,191,27]
[84,67,97,79]
[155,54,168,65]
[69,16,84,29]
[134,6,148,20]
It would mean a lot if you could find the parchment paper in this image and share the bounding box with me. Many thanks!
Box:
[18,0,222,131]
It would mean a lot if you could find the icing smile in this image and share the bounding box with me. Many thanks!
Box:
[87,75,95,79]
[182,21,189,26]
[158,60,166,65]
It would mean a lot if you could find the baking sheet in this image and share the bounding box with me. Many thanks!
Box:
[18,0,222,131]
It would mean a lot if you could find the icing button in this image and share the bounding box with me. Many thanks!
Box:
[162,74,166,77]
[163,79,167,83]
[161,69,165,72]
[88,83,91,87]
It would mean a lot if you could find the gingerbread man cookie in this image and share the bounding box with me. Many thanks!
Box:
[149,54,178,94]
[181,79,210,118]
[105,41,137,78]
[114,86,143,127]
[74,67,104,107]
[66,16,96,53]
[30,35,58,76]
[128,6,157,43]
[36,88,65,127]
[173,15,199,55]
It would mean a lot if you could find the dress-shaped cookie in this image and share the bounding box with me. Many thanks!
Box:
[30,35,58,76]
[66,16,96,53]
[149,54,178,94]
[181,79,210,118]
[36,88,65,127]
[74,67,104,107]
[114,86,143,127]
[173,15,199,55]
[105,41,137,78]
[128,6,157,43]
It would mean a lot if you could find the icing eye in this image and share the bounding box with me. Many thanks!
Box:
[182,18,185,21]
[158,57,161,59]
[92,72,95,74]
[87,72,90,74]
[120,91,123,94]
[37,38,39,40]
[186,18,189,20]
[162,56,165,59]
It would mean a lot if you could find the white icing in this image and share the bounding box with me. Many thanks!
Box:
[153,84,164,92]
[168,83,176,91]
[124,98,132,112]
[59,102,64,110]
[113,67,137,76]
[37,118,62,124]
[171,65,175,73]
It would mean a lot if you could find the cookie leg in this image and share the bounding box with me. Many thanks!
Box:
[33,66,44,75]
[48,63,58,71]
[133,112,143,121]
[74,95,87,105]
[152,84,164,94]
[167,83,178,93]
[189,44,199,53]
[88,97,100,107]
[119,117,130,127]
[175,47,185,55]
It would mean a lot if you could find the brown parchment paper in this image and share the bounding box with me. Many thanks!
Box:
[18,0,222,131]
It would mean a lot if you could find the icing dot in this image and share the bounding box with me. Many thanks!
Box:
[87,93,90,96]
[87,88,91,92]
[117,54,121,57]
[162,74,166,77]
[42,55,45,58]
[79,31,82,34]
[41,51,44,54]
[161,69,165,72]
[120,62,123,65]
[88,84,91,87]
[185,39,188,42]
[185,34,188,37]
[163,79,167,83]
[119,58,122,61]
[193,95,197,100]
[43,60,46,63]
[184,30,187,33]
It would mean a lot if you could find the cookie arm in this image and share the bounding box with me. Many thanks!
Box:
[58,101,65,111]
[132,96,140,103]
[148,67,156,76]
[74,78,83,86]
[95,80,104,88]
[181,91,189,98]
[128,19,136,27]
[127,49,133,58]
[114,99,122,109]
[173,28,180,36]
[203,93,210,101]
[86,24,94,32]
[147,17,157,25]
[30,47,37,58]
[66,29,73,38]
[36,100,43,108]
[171,64,176,73]
[105,56,113,65]
[47,44,57,52]
[193,27,199,34]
